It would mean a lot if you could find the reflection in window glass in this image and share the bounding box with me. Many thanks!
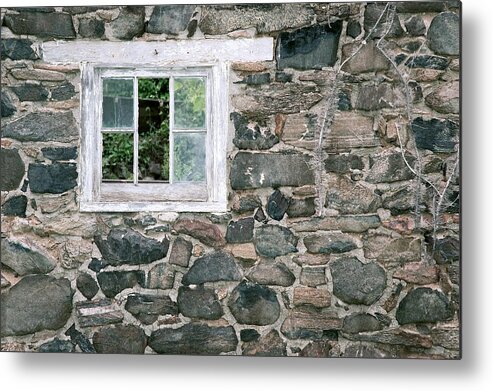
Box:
[102,78,134,129]
[138,78,170,181]
[102,132,134,181]
[173,133,206,182]
[174,77,206,129]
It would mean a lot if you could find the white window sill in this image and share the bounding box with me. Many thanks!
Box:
[79,201,228,213]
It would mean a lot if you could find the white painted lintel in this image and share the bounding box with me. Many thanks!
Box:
[41,38,274,64]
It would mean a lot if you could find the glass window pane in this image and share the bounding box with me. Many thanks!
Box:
[102,78,134,129]
[138,78,170,182]
[102,133,134,181]
[174,77,206,129]
[173,132,206,182]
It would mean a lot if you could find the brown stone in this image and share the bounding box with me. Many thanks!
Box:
[341,41,390,74]
[281,113,316,142]
[410,68,445,82]
[242,330,287,356]
[425,81,460,114]
[75,299,123,328]
[299,340,335,357]
[33,63,80,73]
[281,310,343,339]
[274,113,286,137]
[173,218,226,248]
[431,327,460,350]
[325,112,380,152]
[325,175,381,214]
[364,233,421,267]
[393,262,439,284]
[292,215,381,233]
[293,253,330,266]
[228,243,257,261]
[168,237,192,267]
[342,328,433,349]
[299,267,327,287]
[11,69,66,81]
[147,263,175,290]
[298,70,335,85]
[293,287,331,308]
[232,62,269,72]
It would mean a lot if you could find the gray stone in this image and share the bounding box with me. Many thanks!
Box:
[281,310,343,340]
[0,148,24,191]
[242,73,271,85]
[325,154,364,174]
[395,2,446,13]
[65,324,95,353]
[125,293,178,325]
[231,194,261,213]
[11,84,49,102]
[94,228,169,266]
[330,257,386,305]
[78,18,105,38]
[425,80,460,114]
[242,330,287,356]
[412,117,459,153]
[346,20,361,38]
[382,184,418,215]
[325,175,381,214]
[1,238,56,276]
[147,263,174,289]
[28,163,77,194]
[50,83,76,101]
[228,281,280,325]
[341,41,390,74]
[226,217,254,244]
[364,3,404,38]
[199,4,314,35]
[147,5,196,35]
[108,6,145,40]
[286,197,315,218]
[149,323,238,355]
[177,285,223,320]
[304,233,357,254]
[343,328,432,349]
[231,112,278,150]
[93,324,147,354]
[293,215,381,233]
[363,233,421,266]
[428,12,460,56]
[247,260,295,287]
[2,195,27,217]
[254,207,268,223]
[355,83,404,111]
[97,271,145,298]
[2,112,78,142]
[277,21,343,70]
[433,236,460,265]
[76,272,99,300]
[240,329,260,342]
[254,225,298,258]
[38,338,74,353]
[342,313,383,334]
[1,39,38,60]
[300,267,327,287]
[75,299,123,328]
[173,217,226,248]
[1,93,16,117]
[366,151,416,183]
[405,55,449,70]
[181,251,242,285]
[1,275,73,336]
[41,147,77,161]
[396,288,454,324]
[405,15,426,36]
[266,190,290,221]
[293,287,331,308]
[275,72,293,83]
[168,237,192,267]
[230,152,314,190]
[3,11,76,39]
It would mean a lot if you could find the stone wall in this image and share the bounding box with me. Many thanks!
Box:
[0,2,460,358]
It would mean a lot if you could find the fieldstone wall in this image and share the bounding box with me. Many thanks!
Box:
[0,2,460,358]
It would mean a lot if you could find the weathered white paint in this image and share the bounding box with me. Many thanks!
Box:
[80,201,228,213]
[42,38,274,64]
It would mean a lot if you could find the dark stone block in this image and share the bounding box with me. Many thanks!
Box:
[1,148,25,191]
[275,72,293,83]
[242,330,287,356]
[50,83,76,101]
[88,258,108,273]
[1,39,38,60]
[75,299,123,328]
[181,251,242,285]
[11,85,49,102]
[231,112,278,151]
[405,15,426,36]
[254,225,298,258]
[28,163,77,194]
[149,323,238,355]
[94,228,169,266]
[367,151,416,183]
[342,313,383,333]
[177,285,223,320]
[65,324,95,353]
[254,207,268,223]
[325,154,363,174]
[1,275,73,337]
[304,233,357,254]
[278,21,343,70]
[427,11,460,56]
[240,329,260,342]
[76,272,99,300]
[286,197,316,218]
[396,288,454,324]
[108,6,145,40]
[78,18,105,38]
[125,293,178,325]
[231,152,314,189]
[226,217,254,244]
[3,11,76,39]
[2,112,78,142]
[405,55,449,70]
[433,237,460,265]
[355,83,404,111]
[247,259,296,287]
[330,257,386,305]
[93,324,147,354]
[395,2,446,13]
[232,194,261,213]
[242,73,271,85]
[147,5,196,35]
[168,236,192,267]
[266,189,290,221]
[338,90,352,111]
[412,117,459,153]
[97,271,146,298]
[38,338,75,353]
[346,20,361,38]
[1,93,16,117]
[41,147,77,161]
[2,195,27,217]
[364,3,404,38]
[228,281,281,325]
